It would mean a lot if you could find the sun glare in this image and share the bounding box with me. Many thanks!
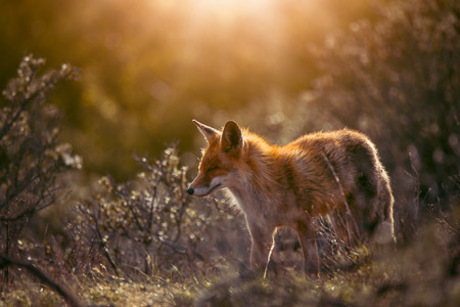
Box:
[193,0,275,13]
[177,0,282,63]
[187,0,278,28]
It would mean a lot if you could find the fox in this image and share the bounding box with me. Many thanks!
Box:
[187,120,395,276]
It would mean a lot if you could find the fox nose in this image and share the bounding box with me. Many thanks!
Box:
[186,187,194,195]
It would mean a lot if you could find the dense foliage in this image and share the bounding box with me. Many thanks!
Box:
[311,0,460,207]
[308,0,460,241]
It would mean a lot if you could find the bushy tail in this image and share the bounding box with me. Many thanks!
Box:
[348,139,396,244]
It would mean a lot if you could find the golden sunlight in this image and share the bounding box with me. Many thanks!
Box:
[191,0,276,14]
[184,0,280,34]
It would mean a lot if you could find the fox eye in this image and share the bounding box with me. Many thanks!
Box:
[207,166,218,173]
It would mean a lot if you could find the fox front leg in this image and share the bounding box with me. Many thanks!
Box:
[247,224,275,273]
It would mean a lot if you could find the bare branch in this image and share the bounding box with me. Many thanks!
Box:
[0,253,84,307]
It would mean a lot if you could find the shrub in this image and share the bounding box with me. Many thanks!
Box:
[305,0,460,238]
[65,145,246,280]
[0,55,80,287]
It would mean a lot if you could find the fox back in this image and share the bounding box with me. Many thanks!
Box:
[187,120,395,276]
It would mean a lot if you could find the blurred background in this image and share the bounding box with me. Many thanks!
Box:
[0,0,378,177]
[1,0,459,211]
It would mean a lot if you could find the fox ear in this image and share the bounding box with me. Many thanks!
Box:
[193,119,220,143]
[221,121,243,153]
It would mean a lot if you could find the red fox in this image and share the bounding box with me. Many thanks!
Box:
[187,120,395,276]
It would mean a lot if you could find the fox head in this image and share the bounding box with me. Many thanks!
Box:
[186,120,244,196]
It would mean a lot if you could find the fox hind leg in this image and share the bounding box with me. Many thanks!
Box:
[295,219,320,278]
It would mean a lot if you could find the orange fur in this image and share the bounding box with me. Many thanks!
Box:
[187,120,395,276]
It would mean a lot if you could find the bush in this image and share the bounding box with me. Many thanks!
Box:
[65,145,247,280]
[303,0,460,238]
[0,55,80,287]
